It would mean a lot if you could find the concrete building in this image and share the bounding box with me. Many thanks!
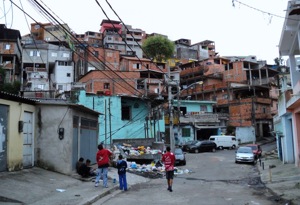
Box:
[165,100,220,145]
[35,100,100,175]
[22,41,73,98]
[277,0,300,167]
[0,24,22,84]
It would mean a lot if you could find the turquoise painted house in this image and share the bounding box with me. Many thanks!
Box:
[77,90,165,146]
[169,100,222,145]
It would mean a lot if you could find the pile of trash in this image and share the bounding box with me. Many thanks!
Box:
[126,160,192,179]
[111,143,192,179]
[117,144,162,157]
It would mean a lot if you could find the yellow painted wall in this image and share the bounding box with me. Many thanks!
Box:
[0,99,35,171]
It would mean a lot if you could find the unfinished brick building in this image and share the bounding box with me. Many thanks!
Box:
[179,55,279,141]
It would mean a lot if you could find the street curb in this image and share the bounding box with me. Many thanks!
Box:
[82,185,120,205]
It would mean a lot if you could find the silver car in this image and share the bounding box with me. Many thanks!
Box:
[235,146,256,164]
[175,148,186,166]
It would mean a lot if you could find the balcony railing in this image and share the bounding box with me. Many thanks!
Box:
[249,77,276,86]
[22,90,56,99]
[180,112,220,124]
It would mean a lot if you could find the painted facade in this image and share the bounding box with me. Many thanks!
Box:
[0,92,36,171]
[277,0,300,167]
[165,100,221,145]
[77,90,165,146]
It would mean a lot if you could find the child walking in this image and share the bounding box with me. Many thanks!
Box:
[117,154,128,191]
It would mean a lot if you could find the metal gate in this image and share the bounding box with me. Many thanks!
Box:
[0,105,8,172]
[80,118,98,164]
[72,117,98,170]
[23,112,33,168]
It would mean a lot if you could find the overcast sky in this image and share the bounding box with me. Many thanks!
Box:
[1,0,288,64]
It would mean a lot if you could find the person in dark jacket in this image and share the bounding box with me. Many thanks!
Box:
[76,157,84,174]
[117,154,128,191]
[78,159,96,178]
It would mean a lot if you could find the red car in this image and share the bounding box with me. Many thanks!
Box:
[246,144,262,159]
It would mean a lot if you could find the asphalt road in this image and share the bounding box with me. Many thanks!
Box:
[94,143,289,205]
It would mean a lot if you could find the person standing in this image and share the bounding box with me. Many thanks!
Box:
[117,154,128,191]
[95,144,113,188]
[162,146,176,192]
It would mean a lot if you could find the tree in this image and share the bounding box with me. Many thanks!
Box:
[142,35,175,62]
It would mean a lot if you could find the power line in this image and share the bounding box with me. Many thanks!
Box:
[11,0,166,138]
[97,0,172,94]
[23,0,145,97]
[232,0,299,22]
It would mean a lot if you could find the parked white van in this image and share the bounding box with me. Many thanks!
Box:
[209,135,238,150]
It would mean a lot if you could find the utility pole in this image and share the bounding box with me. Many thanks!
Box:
[109,98,112,147]
[105,99,107,146]
[168,64,175,152]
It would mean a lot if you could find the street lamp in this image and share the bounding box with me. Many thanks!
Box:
[176,81,203,100]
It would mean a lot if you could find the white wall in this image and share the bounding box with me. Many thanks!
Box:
[53,62,74,91]
[235,126,255,144]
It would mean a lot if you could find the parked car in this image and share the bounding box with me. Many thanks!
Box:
[174,147,186,165]
[185,140,217,153]
[182,140,198,152]
[245,144,262,159]
[235,146,256,164]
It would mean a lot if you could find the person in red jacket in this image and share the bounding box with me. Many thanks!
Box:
[162,146,176,192]
[95,144,112,188]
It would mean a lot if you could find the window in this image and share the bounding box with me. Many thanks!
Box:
[30,50,40,57]
[93,51,99,57]
[58,61,72,66]
[51,52,57,57]
[104,83,110,89]
[45,37,51,41]
[182,128,190,137]
[62,53,70,58]
[262,107,266,113]
[37,84,45,90]
[66,73,71,77]
[133,63,140,69]
[222,94,228,99]
[121,106,131,120]
[5,44,10,50]
[107,52,113,57]
[58,85,63,90]
[200,105,207,112]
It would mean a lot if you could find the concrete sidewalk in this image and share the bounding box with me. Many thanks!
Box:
[258,149,300,205]
[0,167,149,205]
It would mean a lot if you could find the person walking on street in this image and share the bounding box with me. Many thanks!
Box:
[162,146,176,192]
[117,154,128,191]
[95,144,113,188]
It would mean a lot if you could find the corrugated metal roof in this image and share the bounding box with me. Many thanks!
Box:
[0,91,39,105]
